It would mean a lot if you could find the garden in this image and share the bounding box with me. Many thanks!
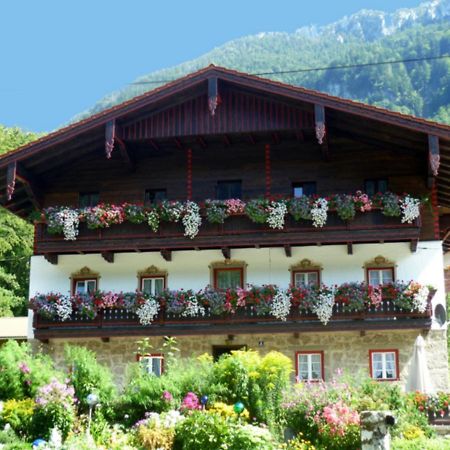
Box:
[0,340,449,449]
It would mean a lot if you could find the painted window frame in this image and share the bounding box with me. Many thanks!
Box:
[295,351,324,382]
[140,275,166,296]
[213,267,244,289]
[137,353,164,376]
[72,278,98,295]
[369,349,399,381]
[366,267,395,286]
[292,269,321,287]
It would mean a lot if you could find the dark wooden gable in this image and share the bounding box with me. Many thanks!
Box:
[121,85,315,140]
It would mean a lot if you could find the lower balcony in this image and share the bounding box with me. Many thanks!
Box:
[32,285,433,340]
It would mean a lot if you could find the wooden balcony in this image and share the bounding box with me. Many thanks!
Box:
[33,299,432,340]
[34,210,421,258]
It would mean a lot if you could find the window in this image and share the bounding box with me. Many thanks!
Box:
[145,189,167,205]
[79,192,99,208]
[214,268,243,289]
[367,268,394,286]
[364,179,388,196]
[369,350,399,380]
[141,277,165,295]
[293,182,316,198]
[296,351,324,382]
[293,270,320,287]
[216,180,242,200]
[73,278,97,295]
[137,354,164,376]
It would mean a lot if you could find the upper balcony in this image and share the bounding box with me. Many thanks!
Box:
[33,195,422,261]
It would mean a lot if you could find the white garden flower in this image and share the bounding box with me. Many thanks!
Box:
[311,291,335,325]
[182,201,202,239]
[400,196,421,224]
[412,285,429,313]
[136,298,160,326]
[270,290,292,321]
[181,295,205,317]
[163,410,185,428]
[311,198,328,228]
[55,297,73,321]
[56,208,79,241]
[267,201,288,230]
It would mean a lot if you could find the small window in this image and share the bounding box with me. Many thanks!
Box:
[141,277,165,295]
[145,189,167,205]
[79,192,99,208]
[216,180,242,200]
[214,268,243,289]
[73,279,97,295]
[364,179,388,196]
[367,268,394,287]
[293,182,316,198]
[138,354,164,377]
[370,350,398,380]
[296,351,324,382]
[293,270,320,287]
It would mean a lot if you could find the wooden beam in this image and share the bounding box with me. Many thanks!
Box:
[265,144,271,198]
[44,253,58,265]
[208,77,219,116]
[16,163,43,209]
[284,244,292,257]
[272,132,280,145]
[223,135,232,147]
[410,239,418,253]
[105,119,116,158]
[160,249,172,261]
[428,134,440,188]
[347,243,353,255]
[197,136,207,149]
[221,247,231,260]
[6,162,16,201]
[149,139,160,151]
[174,138,184,150]
[248,134,256,145]
[186,148,192,200]
[101,252,114,263]
[115,137,135,172]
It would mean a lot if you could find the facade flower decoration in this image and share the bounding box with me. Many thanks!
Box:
[136,297,160,325]
[270,290,292,321]
[400,195,421,224]
[55,296,73,321]
[311,289,335,325]
[311,198,328,228]
[267,201,288,230]
[147,210,160,233]
[182,201,202,239]
[181,295,206,317]
[60,209,80,241]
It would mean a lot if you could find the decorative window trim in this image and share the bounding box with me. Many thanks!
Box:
[364,256,396,285]
[289,259,322,286]
[70,267,100,295]
[136,353,164,376]
[295,351,324,382]
[137,266,168,292]
[209,260,247,289]
[369,349,399,381]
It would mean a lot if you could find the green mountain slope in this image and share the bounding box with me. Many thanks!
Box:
[72,21,450,125]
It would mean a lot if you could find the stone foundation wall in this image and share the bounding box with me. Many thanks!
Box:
[38,329,449,390]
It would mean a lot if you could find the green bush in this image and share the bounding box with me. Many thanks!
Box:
[0,398,34,439]
[0,340,61,400]
[392,437,450,449]
[64,345,116,416]
[0,428,30,450]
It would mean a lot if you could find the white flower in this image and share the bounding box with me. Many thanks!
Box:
[181,295,205,317]
[136,298,160,325]
[267,201,287,230]
[182,201,202,239]
[270,290,292,321]
[55,297,72,321]
[412,285,429,313]
[48,428,62,449]
[147,211,160,233]
[311,291,335,325]
[400,196,421,224]
[163,410,185,428]
[56,209,79,241]
[311,198,328,228]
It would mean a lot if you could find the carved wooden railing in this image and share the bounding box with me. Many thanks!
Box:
[33,298,433,338]
[34,210,421,255]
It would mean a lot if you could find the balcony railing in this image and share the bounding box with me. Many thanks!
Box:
[34,209,421,256]
[33,297,433,339]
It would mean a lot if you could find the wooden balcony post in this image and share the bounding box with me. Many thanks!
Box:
[187,148,192,200]
[265,144,271,198]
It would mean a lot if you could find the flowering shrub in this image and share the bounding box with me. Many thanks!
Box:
[180,392,201,410]
[411,391,450,417]
[0,398,35,438]
[42,192,423,240]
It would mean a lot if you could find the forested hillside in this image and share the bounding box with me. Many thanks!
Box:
[72,19,450,125]
[0,126,39,316]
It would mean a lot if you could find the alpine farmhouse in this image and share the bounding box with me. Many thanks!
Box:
[1,66,450,388]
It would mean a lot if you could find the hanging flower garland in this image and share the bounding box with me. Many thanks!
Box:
[311,290,335,325]
[311,198,329,228]
[182,201,202,239]
[55,296,73,321]
[400,196,421,224]
[147,210,160,233]
[57,209,80,241]
[136,298,160,325]
[267,201,288,230]
[270,290,292,321]
[181,295,206,317]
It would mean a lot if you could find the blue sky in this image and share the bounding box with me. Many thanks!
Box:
[0,0,421,132]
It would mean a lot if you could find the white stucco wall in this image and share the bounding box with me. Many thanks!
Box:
[29,240,446,308]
